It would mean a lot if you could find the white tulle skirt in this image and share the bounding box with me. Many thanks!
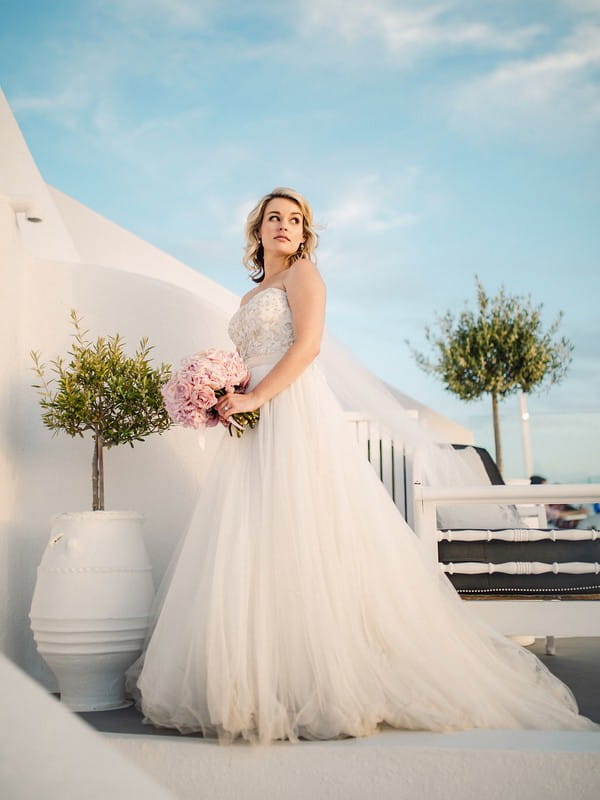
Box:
[126,355,599,744]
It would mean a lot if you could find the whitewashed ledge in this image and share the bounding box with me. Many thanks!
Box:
[0,654,174,799]
[107,727,600,800]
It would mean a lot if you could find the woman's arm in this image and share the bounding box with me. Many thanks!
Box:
[214,261,326,417]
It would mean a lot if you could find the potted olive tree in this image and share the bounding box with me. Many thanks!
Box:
[29,309,172,711]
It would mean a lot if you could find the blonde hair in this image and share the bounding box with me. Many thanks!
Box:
[243,187,319,282]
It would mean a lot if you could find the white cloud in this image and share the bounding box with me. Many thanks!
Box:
[299,0,543,62]
[448,22,600,142]
[488,24,600,86]
[322,173,420,235]
[11,87,87,114]
[326,197,418,232]
[9,30,130,124]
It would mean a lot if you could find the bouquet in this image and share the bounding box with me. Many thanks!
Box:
[161,349,260,438]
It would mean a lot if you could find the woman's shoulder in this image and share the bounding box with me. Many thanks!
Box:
[284,258,325,289]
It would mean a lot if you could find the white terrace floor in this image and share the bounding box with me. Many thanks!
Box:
[76,637,600,800]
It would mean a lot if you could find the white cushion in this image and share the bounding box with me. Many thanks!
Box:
[436,446,524,530]
[437,503,524,530]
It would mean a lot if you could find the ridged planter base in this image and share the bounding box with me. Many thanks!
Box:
[30,511,155,711]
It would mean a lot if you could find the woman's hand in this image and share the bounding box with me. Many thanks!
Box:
[214,390,259,422]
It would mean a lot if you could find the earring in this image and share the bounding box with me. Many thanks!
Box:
[298,242,305,252]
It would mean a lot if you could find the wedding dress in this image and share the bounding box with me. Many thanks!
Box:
[126,287,599,744]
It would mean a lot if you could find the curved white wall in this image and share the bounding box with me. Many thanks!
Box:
[4,247,237,687]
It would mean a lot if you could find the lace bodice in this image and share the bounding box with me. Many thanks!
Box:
[228,287,295,362]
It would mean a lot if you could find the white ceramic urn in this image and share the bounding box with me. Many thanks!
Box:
[30,511,155,711]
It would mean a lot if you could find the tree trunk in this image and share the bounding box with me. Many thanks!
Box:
[92,433,105,511]
[98,434,104,511]
[92,433,99,511]
[491,392,503,478]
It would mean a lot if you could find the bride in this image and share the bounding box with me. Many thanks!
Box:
[126,187,599,744]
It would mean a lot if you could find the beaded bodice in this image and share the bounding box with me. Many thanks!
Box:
[228,287,295,362]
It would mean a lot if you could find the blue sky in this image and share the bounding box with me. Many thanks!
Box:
[2,0,599,481]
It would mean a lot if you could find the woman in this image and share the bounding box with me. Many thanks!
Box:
[127,188,599,744]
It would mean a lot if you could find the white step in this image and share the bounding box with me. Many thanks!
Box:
[107,727,600,800]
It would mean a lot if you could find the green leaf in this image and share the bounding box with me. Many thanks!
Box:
[30,310,174,448]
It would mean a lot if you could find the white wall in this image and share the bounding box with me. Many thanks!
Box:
[50,186,238,309]
[0,88,79,263]
[0,202,28,662]
[3,245,237,686]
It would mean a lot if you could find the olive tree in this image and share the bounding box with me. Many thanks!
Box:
[31,309,172,510]
[409,278,573,475]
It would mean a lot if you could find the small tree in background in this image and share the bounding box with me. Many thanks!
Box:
[409,277,573,475]
[31,309,173,511]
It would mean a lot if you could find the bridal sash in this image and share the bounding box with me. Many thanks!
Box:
[245,350,288,369]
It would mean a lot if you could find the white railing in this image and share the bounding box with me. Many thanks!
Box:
[344,412,410,519]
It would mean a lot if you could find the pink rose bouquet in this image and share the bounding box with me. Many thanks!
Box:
[160,349,259,437]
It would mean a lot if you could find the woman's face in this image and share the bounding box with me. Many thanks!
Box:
[259,197,305,261]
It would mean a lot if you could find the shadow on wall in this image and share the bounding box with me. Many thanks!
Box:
[5,255,235,686]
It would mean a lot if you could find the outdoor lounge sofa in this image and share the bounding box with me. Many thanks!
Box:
[346,413,600,649]
[411,446,600,649]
